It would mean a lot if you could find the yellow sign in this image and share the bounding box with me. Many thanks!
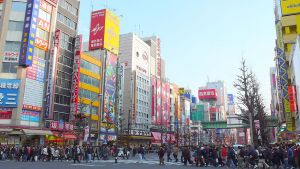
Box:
[104,9,120,55]
[179,88,185,95]
[281,0,300,16]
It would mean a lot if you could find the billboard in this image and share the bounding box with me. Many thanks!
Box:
[102,52,117,124]
[288,85,297,113]
[0,79,20,107]
[70,35,82,116]
[151,76,157,124]
[157,38,161,78]
[276,21,294,131]
[198,89,217,100]
[0,110,12,120]
[281,0,300,16]
[44,29,61,119]
[89,9,120,54]
[23,78,44,111]
[19,0,40,66]
[179,88,185,95]
[20,110,40,122]
[156,79,162,124]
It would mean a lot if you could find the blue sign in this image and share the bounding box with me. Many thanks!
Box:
[19,0,40,67]
[20,110,40,122]
[0,79,20,107]
[227,94,234,104]
[191,96,196,104]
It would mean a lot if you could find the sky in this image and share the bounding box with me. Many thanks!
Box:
[78,0,276,112]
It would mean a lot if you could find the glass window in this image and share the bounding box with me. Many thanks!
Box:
[36,28,49,41]
[57,12,77,30]
[80,74,100,88]
[5,41,21,52]
[2,62,17,73]
[34,47,46,59]
[8,21,23,31]
[58,54,73,68]
[38,9,51,22]
[80,59,101,74]
[60,32,74,52]
[79,89,99,100]
[11,1,26,12]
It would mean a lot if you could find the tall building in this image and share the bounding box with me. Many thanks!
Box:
[45,0,80,139]
[274,0,298,131]
[119,33,151,145]
[0,0,60,145]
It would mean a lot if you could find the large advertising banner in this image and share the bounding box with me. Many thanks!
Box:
[19,0,40,67]
[198,89,217,100]
[281,0,300,16]
[157,38,161,78]
[276,21,294,131]
[166,82,170,128]
[0,79,20,107]
[20,110,40,126]
[161,82,167,126]
[89,9,106,51]
[103,10,120,55]
[89,9,120,54]
[102,52,117,125]
[70,35,82,116]
[44,29,60,119]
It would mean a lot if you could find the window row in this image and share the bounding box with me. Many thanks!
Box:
[79,104,98,115]
[11,1,26,12]
[54,94,70,105]
[57,70,72,80]
[8,21,23,32]
[80,74,100,88]
[60,32,74,52]
[57,54,73,68]
[5,41,21,52]
[2,62,17,73]
[36,28,49,41]
[56,77,71,89]
[137,76,149,85]
[57,12,77,30]
[80,59,101,74]
[53,112,69,122]
[34,47,46,59]
[39,8,51,23]
[79,88,99,100]
[59,0,78,16]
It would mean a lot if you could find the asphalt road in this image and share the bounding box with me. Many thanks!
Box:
[0,154,227,169]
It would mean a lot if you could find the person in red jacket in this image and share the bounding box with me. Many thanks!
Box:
[221,145,228,166]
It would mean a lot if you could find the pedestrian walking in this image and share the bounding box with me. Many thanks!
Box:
[166,145,172,162]
[173,146,179,162]
[72,145,81,163]
[158,146,165,165]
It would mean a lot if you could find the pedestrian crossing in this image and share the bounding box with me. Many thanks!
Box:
[70,159,184,167]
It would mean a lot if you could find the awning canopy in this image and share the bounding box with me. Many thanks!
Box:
[8,130,24,135]
[0,128,13,132]
[151,132,161,144]
[23,129,52,136]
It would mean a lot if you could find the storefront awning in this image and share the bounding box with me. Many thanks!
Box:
[8,130,24,135]
[151,132,161,143]
[23,129,52,136]
[0,128,13,132]
[52,132,77,140]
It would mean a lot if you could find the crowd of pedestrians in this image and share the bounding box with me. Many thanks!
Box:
[156,143,300,169]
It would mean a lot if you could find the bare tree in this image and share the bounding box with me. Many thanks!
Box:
[234,58,268,146]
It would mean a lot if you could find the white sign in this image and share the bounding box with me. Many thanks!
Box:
[3,51,19,63]
[23,78,44,108]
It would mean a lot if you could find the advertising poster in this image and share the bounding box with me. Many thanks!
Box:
[166,83,170,128]
[102,52,117,126]
[161,82,167,126]
[19,0,40,67]
[103,9,120,54]
[89,9,106,51]
[0,79,20,107]
[151,76,156,124]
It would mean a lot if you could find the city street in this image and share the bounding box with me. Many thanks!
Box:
[0,154,225,169]
[0,160,224,169]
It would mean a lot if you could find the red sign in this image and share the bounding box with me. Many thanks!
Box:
[0,111,12,119]
[37,18,50,32]
[209,106,220,113]
[198,89,217,100]
[50,121,59,130]
[40,0,52,13]
[70,35,82,115]
[157,38,161,78]
[288,85,297,113]
[89,9,106,50]
[35,37,48,51]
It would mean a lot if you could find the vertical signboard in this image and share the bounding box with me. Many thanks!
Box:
[70,35,82,116]
[288,85,297,113]
[166,82,170,128]
[44,29,60,119]
[156,79,161,124]
[19,0,40,66]
[102,52,117,124]
[276,21,294,131]
[151,76,157,124]
[157,38,161,78]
